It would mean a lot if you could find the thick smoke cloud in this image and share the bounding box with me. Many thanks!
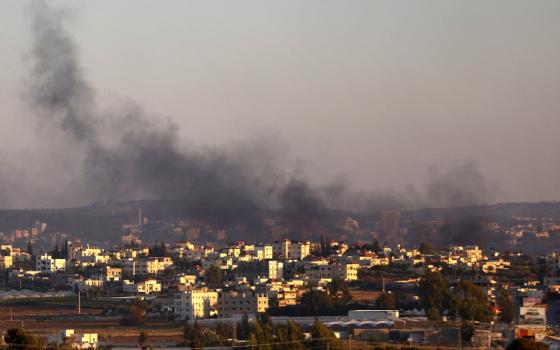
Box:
[26,0,290,230]
[321,161,499,213]
[18,1,499,231]
[425,161,499,208]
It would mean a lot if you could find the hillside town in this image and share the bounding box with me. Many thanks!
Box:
[2,216,560,349]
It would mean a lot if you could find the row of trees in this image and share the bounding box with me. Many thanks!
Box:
[419,270,494,322]
[419,270,515,323]
[1,325,550,350]
[182,314,343,350]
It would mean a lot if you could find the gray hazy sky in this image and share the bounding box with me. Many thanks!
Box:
[1,0,560,208]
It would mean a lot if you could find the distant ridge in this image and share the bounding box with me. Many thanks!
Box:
[1,199,560,246]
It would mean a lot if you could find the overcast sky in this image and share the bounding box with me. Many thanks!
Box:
[1,0,560,208]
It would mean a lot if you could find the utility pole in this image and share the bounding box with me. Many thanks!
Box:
[78,290,81,315]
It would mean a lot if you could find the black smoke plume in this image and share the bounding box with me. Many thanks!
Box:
[321,161,499,213]
[425,161,499,208]
[27,0,323,234]
[20,1,500,240]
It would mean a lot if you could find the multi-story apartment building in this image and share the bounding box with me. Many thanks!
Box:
[304,262,359,282]
[122,257,173,276]
[288,241,310,260]
[217,291,269,318]
[257,281,300,307]
[105,266,122,281]
[332,262,359,281]
[236,260,284,281]
[174,289,218,320]
[77,254,110,267]
[273,239,290,259]
[254,245,273,260]
[36,254,66,273]
[464,245,483,263]
[273,240,310,260]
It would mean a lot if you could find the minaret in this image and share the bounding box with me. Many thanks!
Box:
[138,208,142,233]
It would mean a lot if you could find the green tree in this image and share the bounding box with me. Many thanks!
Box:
[376,292,397,310]
[456,280,493,322]
[51,243,60,259]
[138,331,148,347]
[61,240,69,259]
[190,321,206,350]
[460,322,475,345]
[328,278,350,302]
[120,305,146,326]
[183,322,193,341]
[259,313,273,330]
[205,265,222,288]
[497,286,515,323]
[237,313,251,340]
[273,321,303,350]
[506,338,549,350]
[26,240,33,256]
[309,319,344,350]
[215,321,233,344]
[273,324,288,350]
[426,307,442,321]
[285,321,304,350]
[301,290,340,316]
[4,328,40,350]
[249,321,272,350]
[419,270,449,320]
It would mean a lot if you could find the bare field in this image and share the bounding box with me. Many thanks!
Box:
[0,305,184,345]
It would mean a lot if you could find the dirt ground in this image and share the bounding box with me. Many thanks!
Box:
[0,304,184,346]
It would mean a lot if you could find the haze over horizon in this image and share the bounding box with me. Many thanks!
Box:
[1,0,559,210]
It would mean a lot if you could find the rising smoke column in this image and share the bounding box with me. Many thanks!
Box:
[28,1,264,225]
[26,0,330,235]
[29,1,96,145]
[425,161,499,208]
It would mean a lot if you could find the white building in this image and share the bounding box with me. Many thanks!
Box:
[174,289,218,320]
[48,330,98,349]
[0,255,13,269]
[217,291,269,318]
[122,257,173,276]
[254,245,273,260]
[75,277,104,292]
[272,240,310,260]
[273,239,290,259]
[123,279,161,294]
[36,254,66,273]
[304,262,359,281]
[288,241,310,260]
